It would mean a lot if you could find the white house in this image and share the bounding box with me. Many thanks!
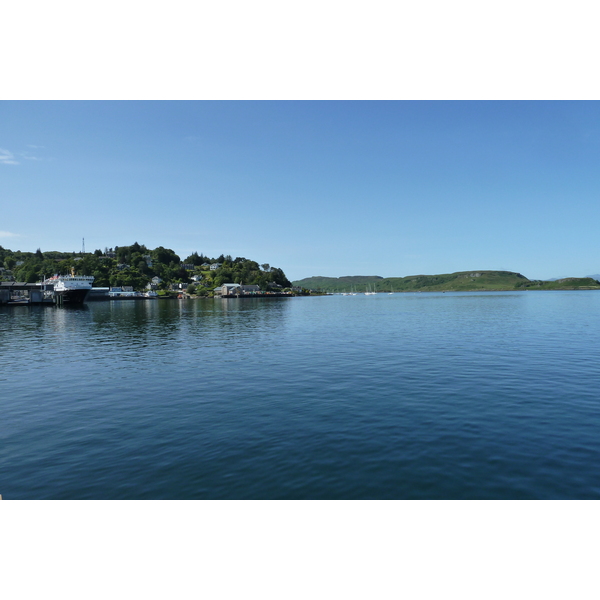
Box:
[147,276,162,290]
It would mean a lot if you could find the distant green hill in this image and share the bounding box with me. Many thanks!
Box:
[293,275,383,291]
[530,277,600,290]
[292,271,600,292]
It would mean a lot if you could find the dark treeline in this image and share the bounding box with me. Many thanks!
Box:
[0,242,291,293]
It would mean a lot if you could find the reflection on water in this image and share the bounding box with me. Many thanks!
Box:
[1,292,600,499]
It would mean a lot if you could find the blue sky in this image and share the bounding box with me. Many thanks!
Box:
[2,101,599,281]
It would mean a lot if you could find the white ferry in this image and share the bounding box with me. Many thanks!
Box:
[43,269,95,303]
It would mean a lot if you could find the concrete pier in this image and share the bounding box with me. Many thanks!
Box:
[0,282,54,306]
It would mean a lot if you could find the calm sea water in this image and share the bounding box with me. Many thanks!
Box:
[2,291,600,499]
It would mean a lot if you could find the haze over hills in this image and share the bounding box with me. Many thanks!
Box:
[292,271,600,293]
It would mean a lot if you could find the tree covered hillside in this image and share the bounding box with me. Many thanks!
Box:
[0,243,291,293]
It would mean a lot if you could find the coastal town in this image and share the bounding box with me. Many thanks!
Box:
[3,241,599,306]
[0,242,310,305]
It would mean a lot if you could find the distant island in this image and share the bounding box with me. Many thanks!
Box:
[292,271,600,292]
[0,242,293,297]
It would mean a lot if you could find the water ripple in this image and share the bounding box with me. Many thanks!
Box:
[2,292,600,498]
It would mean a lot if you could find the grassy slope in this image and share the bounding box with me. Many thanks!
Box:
[526,277,600,290]
[292,271,600,292]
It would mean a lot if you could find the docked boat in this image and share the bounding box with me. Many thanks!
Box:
[43,270,94,304]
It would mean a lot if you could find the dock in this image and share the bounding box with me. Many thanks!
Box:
[0,283,158,305]
[216,292,293,298]
[0,282,55,306]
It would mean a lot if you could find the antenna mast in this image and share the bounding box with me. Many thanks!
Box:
[82,237,85,254]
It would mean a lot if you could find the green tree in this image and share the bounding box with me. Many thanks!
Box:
[93,270,109,286]
[153,246,180,265]
[185,252,205,266]
[24,268,39,283]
